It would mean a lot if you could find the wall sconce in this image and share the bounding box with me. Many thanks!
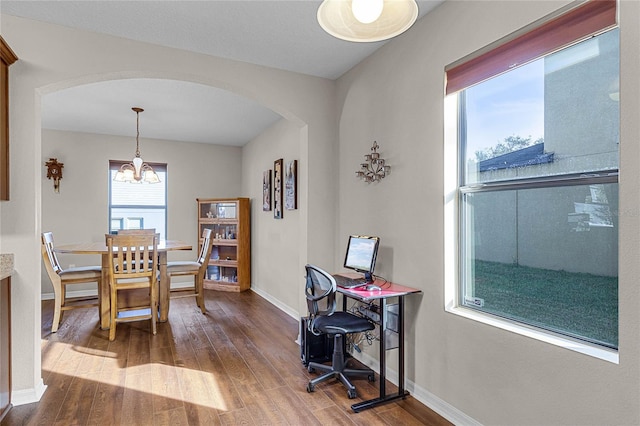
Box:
[45,158,64,193]
[356,141,390,182]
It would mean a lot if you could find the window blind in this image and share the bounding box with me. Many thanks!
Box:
[445,0,617,95]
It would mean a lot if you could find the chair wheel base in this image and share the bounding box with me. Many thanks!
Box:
[347,389,357,399]
[368,374,375,382]
[307,383,315,393]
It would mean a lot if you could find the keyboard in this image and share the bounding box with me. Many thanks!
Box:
[332,274,367,289]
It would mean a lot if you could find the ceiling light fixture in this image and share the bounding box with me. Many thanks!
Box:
[317,0,418,43]
[114,107,160,184]
[352,0,384,24]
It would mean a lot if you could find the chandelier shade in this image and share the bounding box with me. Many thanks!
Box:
[317,0,418,43]
[114,107,160,184]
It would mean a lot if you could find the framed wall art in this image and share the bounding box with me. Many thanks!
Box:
[273,159,283,219]
[262,169,272,211]
[285,159,297,210]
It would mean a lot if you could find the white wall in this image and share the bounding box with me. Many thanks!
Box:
[41,128,242,294]
[241,119,303,317]
[1,14,336,405]
[335,0,640,424]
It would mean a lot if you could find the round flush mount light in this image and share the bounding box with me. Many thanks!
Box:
[352,0,384,24]
[317,0,419,43]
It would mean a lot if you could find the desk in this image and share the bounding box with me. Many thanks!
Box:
[55,240,192,329]
[336,273,421,412]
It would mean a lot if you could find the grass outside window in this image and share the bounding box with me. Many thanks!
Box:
[472,260,618,348]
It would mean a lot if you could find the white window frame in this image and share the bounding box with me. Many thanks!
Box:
[444,97,618,364]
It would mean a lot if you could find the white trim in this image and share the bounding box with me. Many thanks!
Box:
[169,281,198,291]
[446,303,619,364]
[41,288,97,301]
[443,90,619,365]
[12,378,47,406]
[41,280,197,301]
[411,380,482,426]
[250,286,299,320]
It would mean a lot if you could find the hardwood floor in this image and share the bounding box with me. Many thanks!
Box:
[2,290,451,425]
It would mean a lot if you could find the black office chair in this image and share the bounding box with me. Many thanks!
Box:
[304,264,375,399]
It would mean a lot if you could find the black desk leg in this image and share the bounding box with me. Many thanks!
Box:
[399,295,406,396]
[380,298,387,397]
[351,296,409,412]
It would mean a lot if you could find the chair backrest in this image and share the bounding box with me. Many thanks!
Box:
[196,228,214,268]
[105,233,158,279]
[305,264,337,319]
[117,228,156,235]
[41,232,63,275]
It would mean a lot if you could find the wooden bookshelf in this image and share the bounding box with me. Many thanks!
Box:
[197,198,250,292]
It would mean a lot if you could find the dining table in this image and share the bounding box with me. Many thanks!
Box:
[55,239,192,330]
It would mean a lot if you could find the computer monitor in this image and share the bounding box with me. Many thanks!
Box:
[343,235,380,283]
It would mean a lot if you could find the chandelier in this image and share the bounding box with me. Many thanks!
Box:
[114,107,160,184]
[356,141,390,182]
[317,0,418,43]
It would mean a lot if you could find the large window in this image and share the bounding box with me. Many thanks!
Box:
[109,161,167,239]
[445,1,619,352]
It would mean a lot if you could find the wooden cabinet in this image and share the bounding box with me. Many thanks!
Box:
[0,276,11,421]
[0,37,17,201]
[197,198,251,292]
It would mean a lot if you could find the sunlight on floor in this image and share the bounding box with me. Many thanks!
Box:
[43,340,228,411]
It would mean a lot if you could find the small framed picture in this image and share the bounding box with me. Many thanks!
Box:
[274,159,283,219]
[262,170,272,211]
[285,160,297,210]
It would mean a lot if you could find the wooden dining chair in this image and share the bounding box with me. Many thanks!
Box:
[105,233,159,341]
[116,229,158,264]
[167,229,213,313]
[40,232,101,333]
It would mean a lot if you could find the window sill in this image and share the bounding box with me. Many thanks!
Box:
[445,303,619,364]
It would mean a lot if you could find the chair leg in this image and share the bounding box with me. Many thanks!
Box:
[307,334,375,398]
[51,281,63,333]
[59,284,67,323]
[151,280,157,336]
[196,276,206,314]
[109,285,117,342]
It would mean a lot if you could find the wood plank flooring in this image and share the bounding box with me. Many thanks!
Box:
[2,290,451,425]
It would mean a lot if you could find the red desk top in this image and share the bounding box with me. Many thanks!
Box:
[334,272,421,300]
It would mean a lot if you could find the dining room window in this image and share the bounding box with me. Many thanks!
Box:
[108,161,167,239]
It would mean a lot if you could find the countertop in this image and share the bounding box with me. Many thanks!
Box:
[0,253,14,280]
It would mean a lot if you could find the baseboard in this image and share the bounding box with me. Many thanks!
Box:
[12,378,47,406]
[169,282,198,291]
[41,288,97,301]
[411,386,482,426]
[249,286,298,320]
[41,281,196,301]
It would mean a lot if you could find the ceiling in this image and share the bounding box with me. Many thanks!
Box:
[2,0,443,146]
